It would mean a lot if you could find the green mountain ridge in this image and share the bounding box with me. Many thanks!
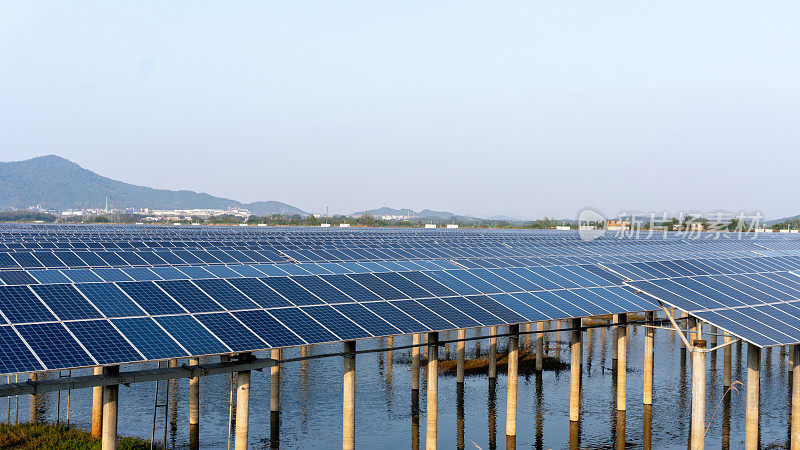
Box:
[0,155,306,216]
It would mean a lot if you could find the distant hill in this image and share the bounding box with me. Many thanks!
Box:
[0,155,306,216]
[766,214,800,226]
[353,207,459,220]
[487,215,523,222]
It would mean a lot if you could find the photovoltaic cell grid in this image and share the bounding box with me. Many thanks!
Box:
[628,271,800,347]
[1,224,800,374]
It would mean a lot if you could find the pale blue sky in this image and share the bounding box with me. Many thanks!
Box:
[1,1,798,219]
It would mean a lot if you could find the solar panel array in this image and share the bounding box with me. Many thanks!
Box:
[2,224,800,375]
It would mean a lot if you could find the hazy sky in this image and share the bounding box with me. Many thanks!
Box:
[1,1,798,219]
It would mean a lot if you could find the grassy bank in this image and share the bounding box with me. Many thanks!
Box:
[0,423,160,449]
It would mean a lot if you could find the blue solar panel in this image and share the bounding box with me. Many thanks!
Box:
[11,252,43,268]
[302,305,371,340]
[93,268,134,282]
[440,296,503,326]
[268,308,339,343]
[291,276,354,304]
[390,300,455,330]
[0,253,20,269]
[374,272,432,298]
[123,267,162,281]
[0,286,55,324]
[112,317,189,359]
[232,310,305,347]
[65,320,144,365]
[30,284,102,321]
[423,271,481,295]
[416,298,481,328]
[117,281,186,315]
[466,295,527,323]
[204,266,241,278]
[489,294,549,322]
[331,303,401,336]
[348,273,408,300]
[0,270,38,286]
[16,322,96,369]
[228,265,265,278]
[0,326,44,373]
[194,313,267,352]
[75,283,145,318]
[178,266,217,279]
[227,278,292,308]
[154,315,230,356]
[193,279,259,310]
[156,280,222,313]
[62,269,103,283]
[319,274,381,302]
[260,277,323,306]
[150,266,191,280]
[29,270,71,284]
[361,301,429,334]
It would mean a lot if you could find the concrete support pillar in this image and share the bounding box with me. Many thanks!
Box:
[412,334,420,391]
[189,357,200,450]
[234,354,252,450]
[643,311,655,406]
[745,344,761,450]
[569,318,582,422]
[688,317,697,345]
[457,329,465,384]
[343,341,356,450]
[792,345,800,450]
[536,322,544,371]
[709,325,718,347]
[92,366,103,439]
[387,336,394,374]
[555,319,562,359]
[270,348,281,448]
[723,335,732,388]
[426,332,439,450]
[612,314,619,364]
[101,366,120,450]
[489,326,498,379]
[525,323,531,348]
[691,339,707,450]
[506,324,519,441]
[617,313,627,411]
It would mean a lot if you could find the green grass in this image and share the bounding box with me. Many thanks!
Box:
[0,422,161,449]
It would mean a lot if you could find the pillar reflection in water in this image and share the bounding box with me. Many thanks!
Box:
[456,383,465,450]
[534,371,543,450]
[411,389,420,450]
[615,410,626,450]
[643,404,652,450]
[299,346,309,432]
[586,327,594,375]
[488,377,497,450]
[554,320,561,359]
[169,372,179,449]
[569,420,580,450]
[387,336,394,390]
[722,389,732,450]
[475,328,481,357]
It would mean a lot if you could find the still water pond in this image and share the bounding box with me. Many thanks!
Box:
[9,324,793,449]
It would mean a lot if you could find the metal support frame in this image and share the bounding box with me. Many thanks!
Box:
[0,357,277,398]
